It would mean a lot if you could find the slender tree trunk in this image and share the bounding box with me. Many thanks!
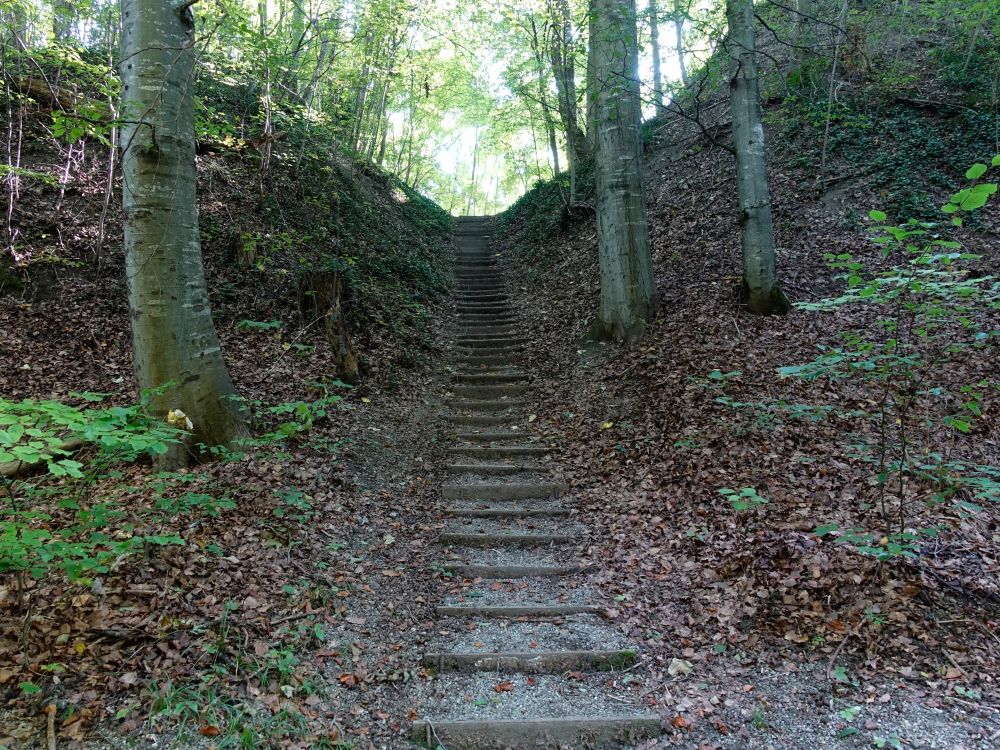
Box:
[120,0,247,465]
[530,17,562,175]
[285,0,306,94]
[466,127,481,215]
[367,78,390,161]
[649,0,665,115]
[725,0,789,315]
[589,0,656,342]
[673,13,688,85]
[548,0,589,169]
[793,0,816,70]
[585,10,597,148]
[53,1,74,42]
[4,5,29,50]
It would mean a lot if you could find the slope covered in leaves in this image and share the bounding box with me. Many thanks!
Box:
[493,4,1000,746]
[0,52,456,748]
[1,48,453,406]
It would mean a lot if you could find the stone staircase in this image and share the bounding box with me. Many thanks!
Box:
[411,217,661,749]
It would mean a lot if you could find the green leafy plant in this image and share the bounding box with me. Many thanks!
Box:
[718,487,768,511]
[1,394,183,592]
[780,157,1000,558]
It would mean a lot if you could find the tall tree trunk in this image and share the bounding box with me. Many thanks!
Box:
[793,0,816,70]
[673,11,688,85]
[303,29,332,114]
[367,78,390,162]
[548,0,589,170]
[286,0,308,97]
[120,0,247,465]
[530,17,561,175]
[466,127,480,215]
[725,0,790,315]
[4,4,29,50]
[649,0,665,115]
[589,0,656,342]
[53,0,74,42]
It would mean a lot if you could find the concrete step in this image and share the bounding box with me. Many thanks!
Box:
[455,323,519,333]
[456,284,504,291]
[455,331,522,341]
[439,531,576,546]
[456,313,518,323]
[444,414,518,427]
[442,482,566,500]
[445,506,571,518]
[450,384,529,399]
[444,463,535,476]
[422,649,638,673]
[443,563,587,578]
[456,338,525,349]
[454,291,507,300]
[451,430,531,441]
[452,373,530,384]
[453,354,524,368]
[455,299,511,307]
[446,399,527,413]
[411,716,662,749]
[440,518,585,547]
[436,603,601,617]
[447,445,549,458]
[454,298,508,306]
[455,306,514,315]
[455,326,520,336]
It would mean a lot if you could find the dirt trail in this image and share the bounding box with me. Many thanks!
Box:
[409,217,661,748]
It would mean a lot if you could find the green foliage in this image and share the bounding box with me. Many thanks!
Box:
[0,394,184,583]
[781,159,1000,558]
[718,487,768,511]
[0,393,177,476]
[272,487,317,524]
[237,395,345,447]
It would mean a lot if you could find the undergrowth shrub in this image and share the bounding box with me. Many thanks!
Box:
[779,157,1000,558]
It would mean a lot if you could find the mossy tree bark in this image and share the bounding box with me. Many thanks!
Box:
[589,0,657,342]
[120,0,247,466]
[725,0,790,315]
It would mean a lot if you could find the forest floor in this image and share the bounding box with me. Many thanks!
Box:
[4,210,999,748]
[3,78,1000,750]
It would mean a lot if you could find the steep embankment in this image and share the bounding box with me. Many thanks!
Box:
[2,65,452,405]
[493,8,1000,748]
[1,59,458,748]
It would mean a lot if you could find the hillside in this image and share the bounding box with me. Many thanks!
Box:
[1,1,999,748]
[1,46,456,750]
[491,2,1000,747]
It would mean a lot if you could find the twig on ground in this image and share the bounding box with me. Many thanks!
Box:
[44,703,56,750]
[825,631,854,681]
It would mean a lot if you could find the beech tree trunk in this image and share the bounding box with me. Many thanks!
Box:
[530,17,562,176]
[548,0,589,170]
[649,0,665,115]
[673,10,688,85]
[725,0,790,315]
[589,0,656,342]
[120,0,247,465]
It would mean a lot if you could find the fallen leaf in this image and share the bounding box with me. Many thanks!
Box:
[668,658,693,676]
